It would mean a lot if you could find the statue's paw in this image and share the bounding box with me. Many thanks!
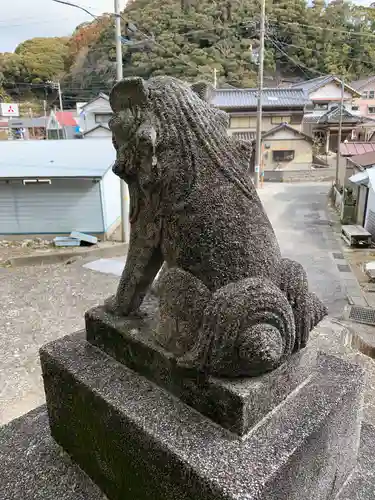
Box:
[103,295,145,318]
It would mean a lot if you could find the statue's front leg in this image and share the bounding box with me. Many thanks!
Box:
[278,258,327,350]
[105,217,163,316]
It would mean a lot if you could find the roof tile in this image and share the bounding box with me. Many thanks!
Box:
[340,142,375,156]
[212,88,307,109]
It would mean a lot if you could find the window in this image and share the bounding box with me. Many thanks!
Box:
[369,106,375,114]
[272,150,295,162]
[229,116,257,128]
[313,102,328,110]
[363,91,368,99]
[352,105,359,111]
[95,113,112,124]
[271,115,291,124]
[230,116,250,128]
[370,91,375,99]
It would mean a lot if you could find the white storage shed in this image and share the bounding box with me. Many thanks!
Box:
[0,139,121,239]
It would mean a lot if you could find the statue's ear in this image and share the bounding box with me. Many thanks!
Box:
[190,81,214,102]
[110,77,148,112]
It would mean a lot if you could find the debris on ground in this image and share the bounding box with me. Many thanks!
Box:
[364,261,375,282]
[53,232,98,248]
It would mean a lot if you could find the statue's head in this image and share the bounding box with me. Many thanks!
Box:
[108,76,229,189]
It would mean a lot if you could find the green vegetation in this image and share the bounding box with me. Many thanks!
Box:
[1,0,375,106]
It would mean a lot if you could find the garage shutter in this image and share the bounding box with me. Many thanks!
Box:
[0,179,104,234]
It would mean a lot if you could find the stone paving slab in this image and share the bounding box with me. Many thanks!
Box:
[0,406,107,500]
[83,257,125,277]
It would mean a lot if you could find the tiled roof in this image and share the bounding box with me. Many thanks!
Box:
[262,123,313,142]
[9,117,47,128]
[318,105,361,124]
[290,75,360,97]
[350,77,375,91]
[290,76,331,92]
[340,142,375,156]
[231,131,256,142]
[212,88,307,109]
[348,150,375,167]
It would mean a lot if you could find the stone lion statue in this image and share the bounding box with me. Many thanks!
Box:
[105,75,327,377]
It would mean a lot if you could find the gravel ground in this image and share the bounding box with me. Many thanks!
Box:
[0,261,119,425]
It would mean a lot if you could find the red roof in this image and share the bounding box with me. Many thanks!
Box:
[55,111,77,127]
[340,142,375,156]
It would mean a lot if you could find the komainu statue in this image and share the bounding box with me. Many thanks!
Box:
[105,76,327,377]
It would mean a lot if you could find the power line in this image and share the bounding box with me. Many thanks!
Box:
[0,17,72,29]
[275,39,375,69]
[266,35,325,78]
[271,19,375,40]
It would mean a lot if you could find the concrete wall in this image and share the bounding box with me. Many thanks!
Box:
[263,167,335,182]
[85,127,112,139]
[309,82,354,106]
[100,168,121,233]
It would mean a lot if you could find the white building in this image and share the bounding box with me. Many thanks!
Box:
[0,139,122,239]
[78,93,113,138]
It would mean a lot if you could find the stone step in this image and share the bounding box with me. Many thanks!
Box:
[85,304,319,437]
[40,332,364,500]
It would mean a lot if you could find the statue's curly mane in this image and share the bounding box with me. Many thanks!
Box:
[144,77,256,200]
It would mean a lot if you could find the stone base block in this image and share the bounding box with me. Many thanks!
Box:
[85,305,319,436]
[41,332,364,500]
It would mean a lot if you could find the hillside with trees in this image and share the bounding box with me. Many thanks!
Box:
[1,0,375,108]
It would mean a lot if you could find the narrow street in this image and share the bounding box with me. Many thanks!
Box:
[258,182,348,317]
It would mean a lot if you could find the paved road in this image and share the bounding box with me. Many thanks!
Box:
[258,182,347,316]
[0,182,348,427]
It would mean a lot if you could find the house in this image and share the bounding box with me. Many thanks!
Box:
[351,77,375,120]
[78,93,112,138]
[47,110,78,140]
[8,116,47,140]
[0,139,121,239]
[337,142,375,189]
[261,123,313,171]
[348,159,375,235]
[211,87,307,143]
[290,76,363,152]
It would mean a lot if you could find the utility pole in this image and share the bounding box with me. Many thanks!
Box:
[336,76,345,188]
[57,81,66,139]
[213,68,217,88]
[254,0,266,189]
[115,0,130,244]
[47,80,66,139]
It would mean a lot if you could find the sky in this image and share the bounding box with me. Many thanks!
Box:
[0,0,124,52]
[0,0,373,53]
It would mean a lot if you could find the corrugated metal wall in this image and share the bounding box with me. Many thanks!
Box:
[0,179,104,234]
[365,188,375,240]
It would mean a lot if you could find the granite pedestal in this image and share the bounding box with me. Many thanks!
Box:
[40,309,365,500]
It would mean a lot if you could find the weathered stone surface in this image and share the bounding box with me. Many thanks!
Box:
[104,75,327,377]
[0,405,107,500]
[336,423,375,499]
[40,332,364,500]
[86,304,319,436]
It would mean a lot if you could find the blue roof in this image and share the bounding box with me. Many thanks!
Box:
[212,88,308,109]
[0,139,116,179]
